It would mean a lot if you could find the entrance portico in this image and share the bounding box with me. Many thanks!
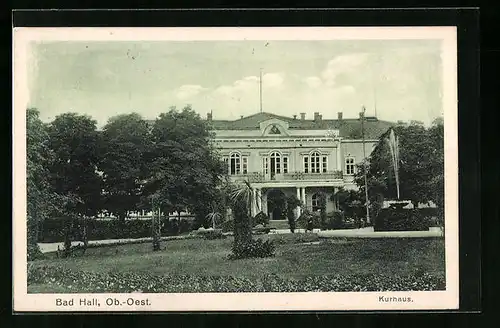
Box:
[249,183,342,219]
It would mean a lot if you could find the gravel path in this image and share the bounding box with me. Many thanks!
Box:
[38,227,443,253]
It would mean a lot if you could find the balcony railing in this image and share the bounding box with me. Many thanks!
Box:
[229,170,343,183]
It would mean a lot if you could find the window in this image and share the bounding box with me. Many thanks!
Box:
[270,152,281,174]
[242,157,248,174]
[345,156,355,175]
[263,157,269,175]
[225,153,249,175]
[283,157,288,174]
[304,151,328,173]
[312,193,326,212]
[310,152,320,173]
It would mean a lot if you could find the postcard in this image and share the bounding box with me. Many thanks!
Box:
[13,26,458,312]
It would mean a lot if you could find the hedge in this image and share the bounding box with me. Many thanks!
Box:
[374,208,434,232]
[28,265,445,293]
[38,217,195,243]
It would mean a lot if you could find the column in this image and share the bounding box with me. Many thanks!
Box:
[296,187,302,218]
[301,187,306,208]
[256,189,262,213]
[336,139,342,173]
[261,191,268,215]
[332,187,338,211]
[251,188,257,217]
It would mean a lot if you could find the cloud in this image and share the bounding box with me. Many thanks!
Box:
[214,72,284,97]
[174,84,206,100]
[215,76,257,96]
[321,53,370,87]
[304,76,322,89]
[262,72,284,88]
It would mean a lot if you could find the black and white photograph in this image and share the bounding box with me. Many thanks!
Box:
[13,26,459,311]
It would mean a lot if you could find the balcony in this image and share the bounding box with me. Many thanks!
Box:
[229,171,344,183]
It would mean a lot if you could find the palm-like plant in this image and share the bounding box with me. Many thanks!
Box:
[206,210,223,229]
[228,179,254,247]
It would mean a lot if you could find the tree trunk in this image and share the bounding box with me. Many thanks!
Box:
[233,201,252,247]
[63,218,73,258]
[152,208,161,251]
[81,216,89,255]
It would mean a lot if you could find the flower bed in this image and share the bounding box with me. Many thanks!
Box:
[28,265,445,293]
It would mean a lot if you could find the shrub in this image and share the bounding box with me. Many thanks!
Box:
[325,211,345,230]
[229,239,275,259]
[253,212,270,227]
[39,217,195,243]
[374,208,432,231]
[220,220,234,233]
[296,210,321,230]
[285,196,301,233]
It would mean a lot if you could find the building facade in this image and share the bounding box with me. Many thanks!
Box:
[208,111,394,220]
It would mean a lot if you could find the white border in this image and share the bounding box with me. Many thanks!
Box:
[12,26,458,312]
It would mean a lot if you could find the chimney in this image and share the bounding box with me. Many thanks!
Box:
[207,112,212,121]
[314,112,322,122]
[337,112,343,120]
[293,114,297,120]
[300,113,306,120]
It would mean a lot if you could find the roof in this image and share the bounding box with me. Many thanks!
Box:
[208,112,395,140]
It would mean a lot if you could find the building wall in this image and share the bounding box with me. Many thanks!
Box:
[340,140,377,174]
[216,139,342,174]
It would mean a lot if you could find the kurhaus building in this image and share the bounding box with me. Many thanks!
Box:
[207,111,394,220]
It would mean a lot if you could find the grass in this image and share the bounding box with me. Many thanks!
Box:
[29,234,445,293]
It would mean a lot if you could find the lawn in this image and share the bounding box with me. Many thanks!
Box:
[28,234,446,293]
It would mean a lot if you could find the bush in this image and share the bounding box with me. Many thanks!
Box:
[296,210,321,230]
[325,211,345,230]
[220,220,234,233]
[39,217,194,243]
[28,266,445,293]
[374,208,432,231]
[229,239,275,259]
[286,196,301,233]
[252,212,270,227]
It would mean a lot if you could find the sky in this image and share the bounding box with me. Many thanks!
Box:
[28,39,443,127]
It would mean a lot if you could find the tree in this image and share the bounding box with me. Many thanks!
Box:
[427,118,445,226]
[229,180,254,247]
[355,119,445,214]
[26,108,61,259]
[99,113,152,222]
[318,195,327,230]
[47,113,103,256]
[140,106,226,248]
[286,195,301,233]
